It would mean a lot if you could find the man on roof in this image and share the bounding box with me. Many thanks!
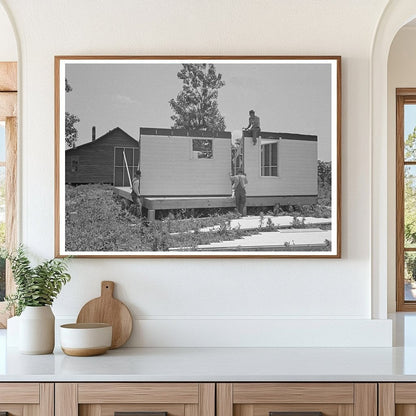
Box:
[244,109,261,145]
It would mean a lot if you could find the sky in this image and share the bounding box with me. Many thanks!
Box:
[65,60,333,160]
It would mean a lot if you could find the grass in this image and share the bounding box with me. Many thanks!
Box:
[65,184,331,252]
[65,184,255,252]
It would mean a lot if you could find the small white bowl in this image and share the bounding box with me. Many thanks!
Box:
[60,323,112,356]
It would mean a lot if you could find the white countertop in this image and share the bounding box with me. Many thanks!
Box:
[2,313,416,382]
[2,346,416,382]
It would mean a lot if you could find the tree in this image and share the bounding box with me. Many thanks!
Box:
[406,126,416,161]
[405,127,416,246]
[169,64,226,132]
[65,79,80,148]
[317,160,331,205]
[405,165,416,246]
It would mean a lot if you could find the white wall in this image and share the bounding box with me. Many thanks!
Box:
[0,0,394,347]
[387,26,416,312]
[0,3,16,62]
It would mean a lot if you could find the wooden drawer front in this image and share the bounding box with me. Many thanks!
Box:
[379,383,416,416]
[0,383,53,416]
[233,384,354,404]
[57,383,215,416]
[78,383,200,404]
[395,383,416,404]
[0,383,39,403]
[236,403,345,416]
[80,403,185,416]
[218,383,376,416]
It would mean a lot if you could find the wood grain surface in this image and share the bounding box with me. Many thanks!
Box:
[0,62,17,92]
[232,383,354,404]
[0,383,40,403]
[354,383,377,416]
[0,92,16,121]
[77,383,199,404]
[379,383,395,416]
[76,281,133,348]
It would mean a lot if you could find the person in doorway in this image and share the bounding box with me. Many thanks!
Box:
[131,169,142,216]
[230,169,248,216]
[245,109,261,145]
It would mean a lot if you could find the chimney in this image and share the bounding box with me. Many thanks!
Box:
[92,126,96,141]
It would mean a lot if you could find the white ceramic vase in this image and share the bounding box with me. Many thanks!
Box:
[19,306,55,354]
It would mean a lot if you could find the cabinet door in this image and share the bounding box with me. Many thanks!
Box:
[0,383,53,416]
[379,383,416,416]
[217,383,377,416]
[56,383,215,416]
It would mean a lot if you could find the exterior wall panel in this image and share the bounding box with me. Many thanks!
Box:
[244,137,317,197]
[140,134,231,196]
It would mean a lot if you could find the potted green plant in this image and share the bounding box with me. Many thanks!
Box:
[5,246,71,354]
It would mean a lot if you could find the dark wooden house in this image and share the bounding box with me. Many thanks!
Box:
[65,127,139,185]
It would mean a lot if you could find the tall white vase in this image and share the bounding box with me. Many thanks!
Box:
[19,306,55,354]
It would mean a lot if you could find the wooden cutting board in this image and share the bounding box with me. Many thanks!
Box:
[76,281,133,349]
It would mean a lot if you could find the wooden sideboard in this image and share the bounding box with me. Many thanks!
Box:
[3,382,416,416]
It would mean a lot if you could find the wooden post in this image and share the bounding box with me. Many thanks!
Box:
[148,209,156,221]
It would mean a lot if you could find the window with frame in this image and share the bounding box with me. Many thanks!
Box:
[114,146,139,187]
[261,139,278,177]
[396,89,416,311]
[192,139,213,159]
[70,156,79,173]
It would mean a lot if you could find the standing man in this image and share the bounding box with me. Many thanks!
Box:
[230,169,248,216]
[131,169,142,216]
[245,109,261,145]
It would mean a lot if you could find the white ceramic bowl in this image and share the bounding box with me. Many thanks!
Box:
[60,323,112,356]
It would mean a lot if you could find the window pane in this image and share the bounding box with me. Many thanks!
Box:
[405,165,416,247]
[125,148,133,166]
[264,144,270,166]
[192,139,213,159]
[271,143,277,165]
[405,252,416,301]
[71,157,79,173]
[405,104,416,161]
[261,141,278,177]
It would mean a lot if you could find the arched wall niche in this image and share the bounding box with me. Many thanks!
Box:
[372,0,416,318]
[0,0,18,61]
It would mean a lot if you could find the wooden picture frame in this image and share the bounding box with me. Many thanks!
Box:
[55,56,341,258]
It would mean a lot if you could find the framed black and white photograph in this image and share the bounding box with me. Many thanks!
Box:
[55,56,341,258]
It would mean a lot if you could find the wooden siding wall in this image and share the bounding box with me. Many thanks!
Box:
[65,130,138,184]
[140,134,231,196]
[244,137,318,197]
